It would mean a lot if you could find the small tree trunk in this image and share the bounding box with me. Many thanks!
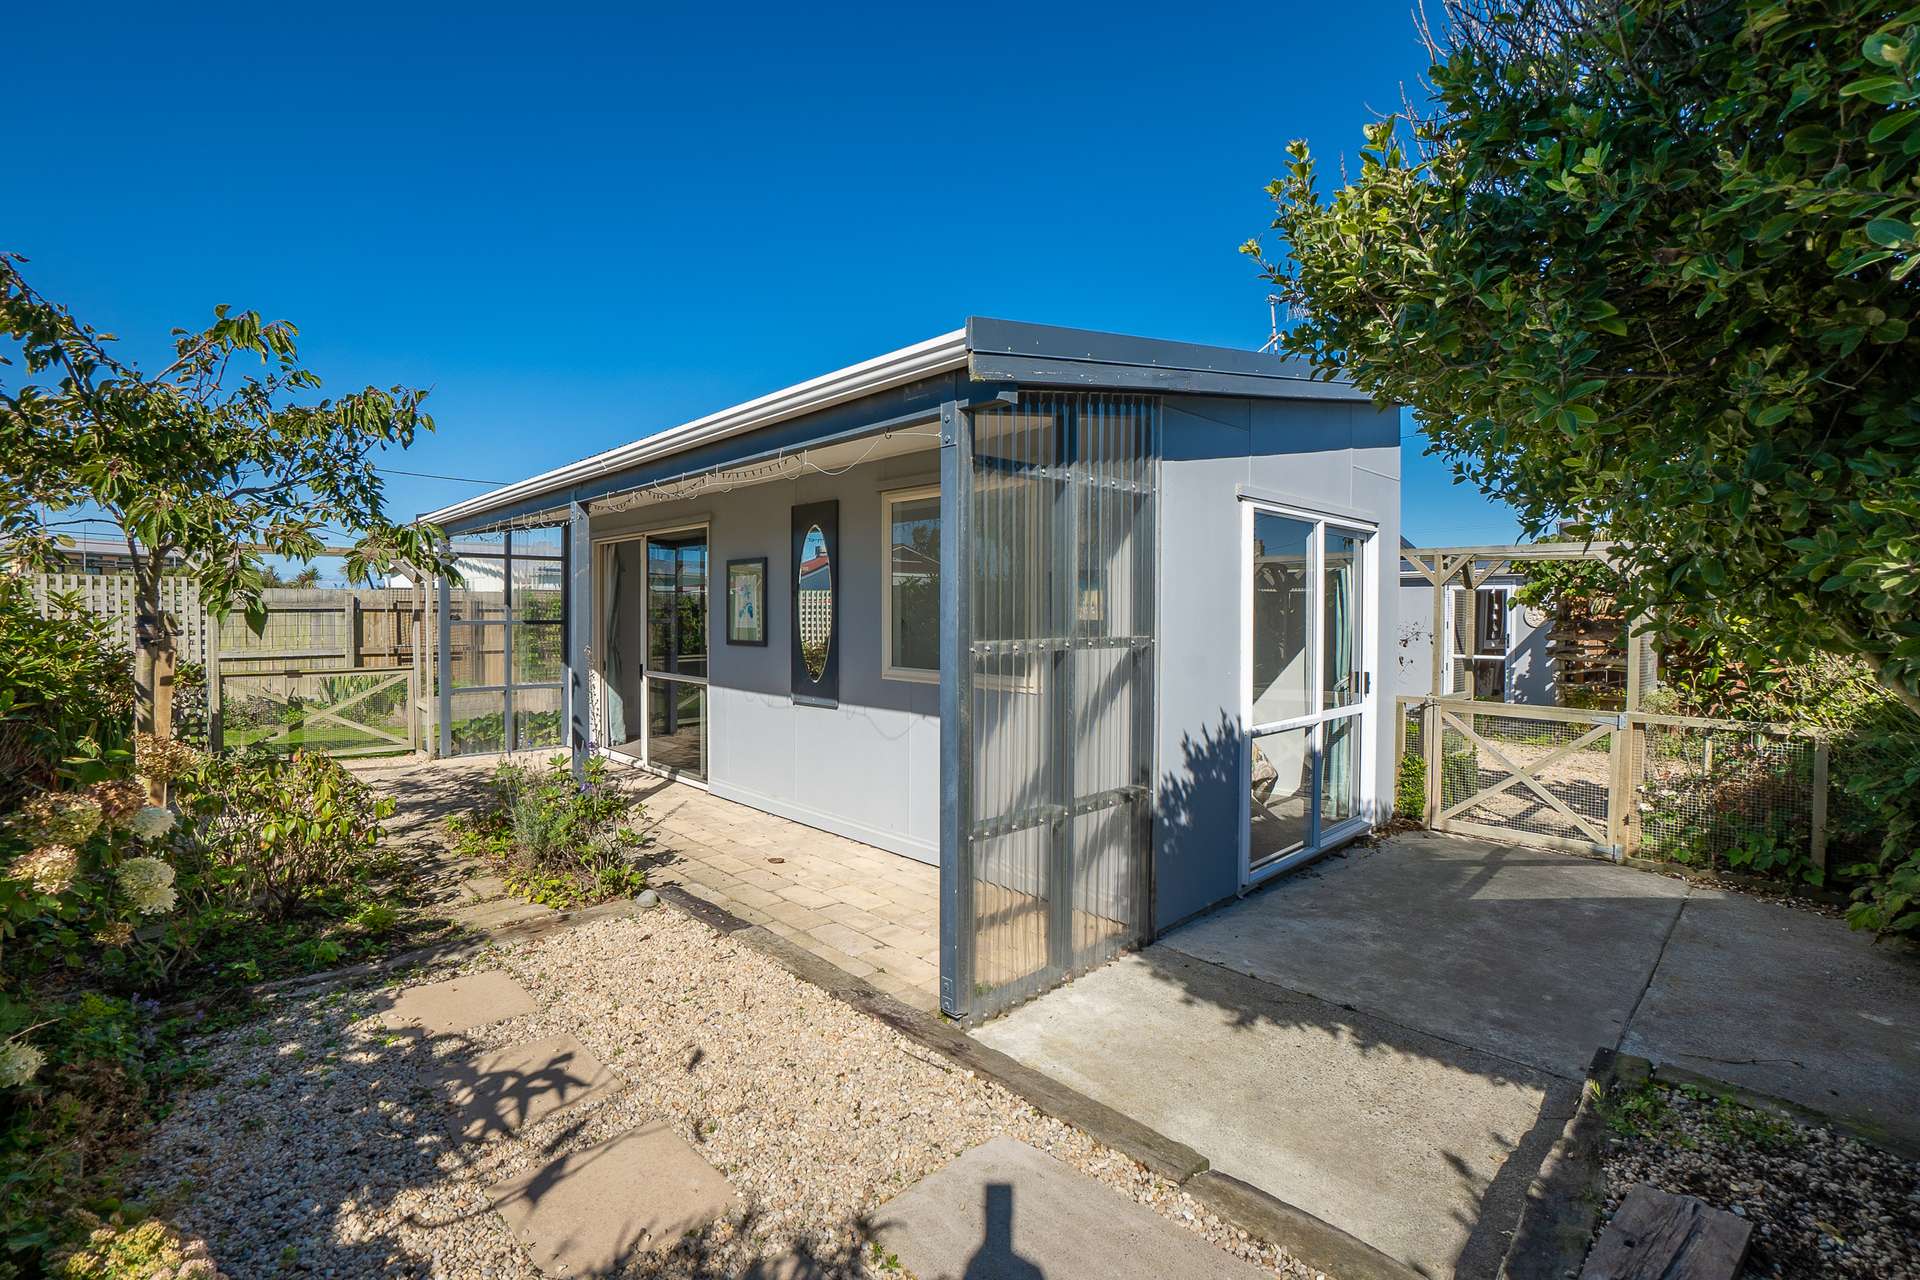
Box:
[133,572,178,801]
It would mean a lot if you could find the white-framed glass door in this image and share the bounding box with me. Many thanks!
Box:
[1242,502,1376,882]
[596,525,709,781]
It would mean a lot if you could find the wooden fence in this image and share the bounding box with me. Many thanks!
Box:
[30,573,216,665]
[1397,695,1831,875]
[28,573,437,759]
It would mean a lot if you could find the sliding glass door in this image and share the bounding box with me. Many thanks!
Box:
[598,527,708,781]
[1245,505,1373,878]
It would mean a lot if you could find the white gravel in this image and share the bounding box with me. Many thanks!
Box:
[137,908,1328,1278]
[1599,1081,1920,1279]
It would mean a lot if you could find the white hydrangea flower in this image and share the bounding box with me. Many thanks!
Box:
[116,856,179,915]
[129,806,177,840]
[0,1039,44,1089]
[8,845,78,895]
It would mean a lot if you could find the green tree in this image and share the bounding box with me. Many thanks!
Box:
[0,253,452,742]
[1246,0,1920,719]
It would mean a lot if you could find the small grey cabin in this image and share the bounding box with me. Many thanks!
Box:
[421,318,1400,1017]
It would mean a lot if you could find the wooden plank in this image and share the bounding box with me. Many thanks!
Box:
[1441,819,1614,859]
[1580,1184,1750,1280]
[1404,540,1619,561]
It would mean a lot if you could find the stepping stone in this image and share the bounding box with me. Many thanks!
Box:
[460,872,509,903]
[872,1136,1271,1280]
[489,1120,739,1274]
[432,1033,621,1143]
[374,970,536,1036]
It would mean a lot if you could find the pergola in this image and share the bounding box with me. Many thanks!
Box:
[1399,540,1657,709]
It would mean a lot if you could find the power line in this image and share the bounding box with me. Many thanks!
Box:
[372,465,506,485]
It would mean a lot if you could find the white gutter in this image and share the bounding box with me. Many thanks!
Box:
[420,327,968,528]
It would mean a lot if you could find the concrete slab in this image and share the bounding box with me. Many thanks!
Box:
[432,1033,621,1143]
[1620,889,1920,1151]
[1164,834,1688,1076]
[489,1120,739,1274]
[873,1136,1272,1280]
[974,951,1575,1279]
[374,970,536,1036]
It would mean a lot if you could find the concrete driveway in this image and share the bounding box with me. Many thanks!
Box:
[974,831,1920,1279]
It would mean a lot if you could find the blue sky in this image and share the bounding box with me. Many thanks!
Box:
[9,1,1518,548]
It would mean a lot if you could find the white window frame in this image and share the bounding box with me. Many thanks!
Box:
[880,483,942,684]
[1237,497,1381,886]
[591,518,712,787]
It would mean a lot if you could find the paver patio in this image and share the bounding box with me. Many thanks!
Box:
[634,776,940,1009]
[354,755,943,1009]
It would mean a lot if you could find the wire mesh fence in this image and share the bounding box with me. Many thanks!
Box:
[1403,699,1829,872]
[1631,718,1820,873]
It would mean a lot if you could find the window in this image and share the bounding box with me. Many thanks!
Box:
[882,486,941,680]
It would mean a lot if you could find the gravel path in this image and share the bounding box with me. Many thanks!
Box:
[138,906,1325,1278]
[1598,1080,1920,1278]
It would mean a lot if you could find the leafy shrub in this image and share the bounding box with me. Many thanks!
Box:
[447,755,646,908]
[0,990,190,1279]
[1644,651,1920,931]
[2,778,183,983]
[176,751,391,920]
[0,578,134,809]
[53,1214,226,1279]
[1395,750,1426,822]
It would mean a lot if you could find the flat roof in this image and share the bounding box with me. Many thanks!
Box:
[421,316,1367,529]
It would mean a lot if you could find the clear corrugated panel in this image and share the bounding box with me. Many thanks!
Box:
[962,393,1157,1016]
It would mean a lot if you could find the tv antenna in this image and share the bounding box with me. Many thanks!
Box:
[1259,294,1283,353]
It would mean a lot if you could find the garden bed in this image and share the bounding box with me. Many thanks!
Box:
[1595,1077,1920,1278]
[131,907,1320,1278]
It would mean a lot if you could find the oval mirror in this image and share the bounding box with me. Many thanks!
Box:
[798,524,832,681]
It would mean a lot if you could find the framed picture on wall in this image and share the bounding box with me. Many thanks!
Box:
[726,557,768,646]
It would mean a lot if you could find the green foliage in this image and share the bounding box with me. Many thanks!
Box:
[0,989,197,1278]
[176,752,392,921]
[1510,558,1618,615]
[1251,0,1920,722]
[1396,750,1428,820]
[1651,650,1920,932]
[0,578,133,808]
[446,755,647,909]
[0,252,456,737]
[1600,1078,1796,1150]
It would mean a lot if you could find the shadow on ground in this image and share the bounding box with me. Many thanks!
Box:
[138,975,886,1278]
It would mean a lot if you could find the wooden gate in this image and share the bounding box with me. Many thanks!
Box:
[216,667,418,759]
[1423,699,1628,858]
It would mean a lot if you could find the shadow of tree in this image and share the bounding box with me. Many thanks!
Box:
[135,972,899,1278]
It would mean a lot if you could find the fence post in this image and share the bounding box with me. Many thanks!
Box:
[1606,712,1631,861]
[1624,716,1647,857]
[345,595,361,667]
[1811,738,1831,877]
[207,615,224,754]
[1423,698,1442,828]
[409,616,423,752]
